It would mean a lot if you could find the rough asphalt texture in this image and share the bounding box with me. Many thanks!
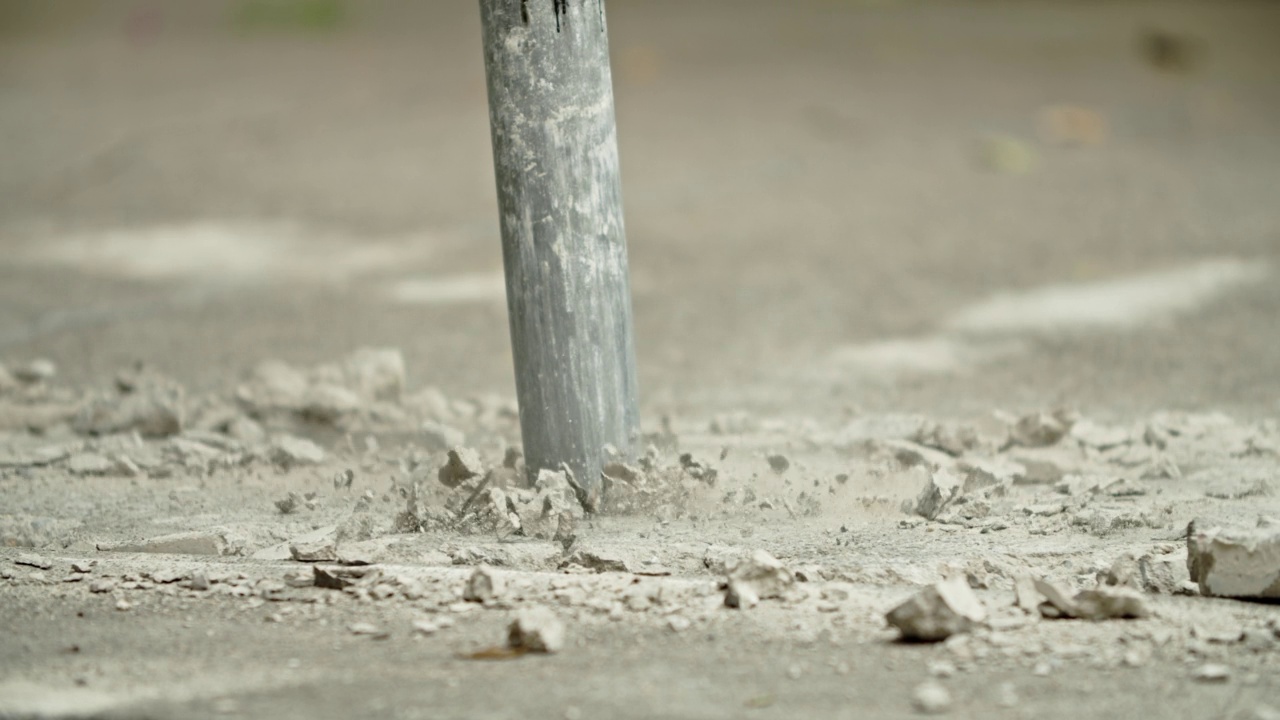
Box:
[2,1,1279,719]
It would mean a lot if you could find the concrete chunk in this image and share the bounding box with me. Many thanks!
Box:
[97,531,231,556]
[1072,587,1150,620]
[723,549,795,609]
[913,469,963,520]
[464,566,505,603]
[507,607,565,654]
[1187,520,1280,599]
[885,576,987,642]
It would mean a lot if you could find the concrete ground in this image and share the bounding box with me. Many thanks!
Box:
[1,1,1279,718]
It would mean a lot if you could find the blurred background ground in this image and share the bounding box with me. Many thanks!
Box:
[2,0,1278,426]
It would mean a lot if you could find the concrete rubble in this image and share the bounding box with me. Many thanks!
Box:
[3,346,1279,714]
[464,566,505,603]
[723,549,795,608]
[885,576,987,642]
[912,681,953,715]
[507,607,565,654]
[1019,577,1150,620]
[1187,518,1280,599]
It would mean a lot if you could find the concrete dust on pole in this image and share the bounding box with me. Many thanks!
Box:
[478,0,640,505]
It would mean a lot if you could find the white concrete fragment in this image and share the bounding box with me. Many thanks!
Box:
[289,538,338,563]
[913,469,963,520]
[14,554,52,570]
[1008,411,1069,447]
[1188,521,1280,599]
[97,531,231,556]
[13,359,57,384]
[912,681,953,714]
[1070,420,1132,449]
[1013,576,1045,614]
[885,576,987,642]
[958,457,1023,493]
[1007,446,1082,485]
[342,348,405,402]
[508,607,565,654]
[1072,587,1150,620]
[1190,664,1232,683]
[723,549,795,609]
[66,453,113,476]
[1032,578,1079,618]
[464,566,505,603]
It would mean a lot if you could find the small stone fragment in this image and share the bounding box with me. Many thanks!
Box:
[1033,578,1080,618]
[413,618,441,635]
[70,561,96,574]
[1100,553,1141,589]
[275,492,302,515]
[75,392,183,438]
[270,435,325,467]
[724,549,795,609]
[335,539,385,566]
[1191,664,1231,683]
[14,553,52,570]
[67,453,114,476]
[149,568,184,584]
[114,598,131,611]
[189,572,211,591]
[342,347,405,402]
[1008,447,1081,485]
[927,660,956,678]
[438,447,484,489]
[1137,551,1187,594]
[913,469,962,521]
[313,565,378,590]
[1072,587,1149,620]
[464,566,505,603]
[1187,520,1280,599]
[14,359,57,384]
[349,622,389,639]
[957,457,1022,493]
[1008,411,1069,447]
[98,531,230,556]
[560,549,628,573]
[507,607,565,654]
[1069,419,1130,449]
[1013,576,1045,614]
[912,681,953,715]
[89,578,116,593]
[886,576,987,642]
[289,539,339,563]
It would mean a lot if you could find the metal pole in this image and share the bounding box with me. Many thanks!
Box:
[478,0,640,502]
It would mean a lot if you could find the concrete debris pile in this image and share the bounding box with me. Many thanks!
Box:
[0,349,527,491]
[884,408,1280,540]
[394,448,589,538]
[887,567,1158,643]
[234,348,407,428]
